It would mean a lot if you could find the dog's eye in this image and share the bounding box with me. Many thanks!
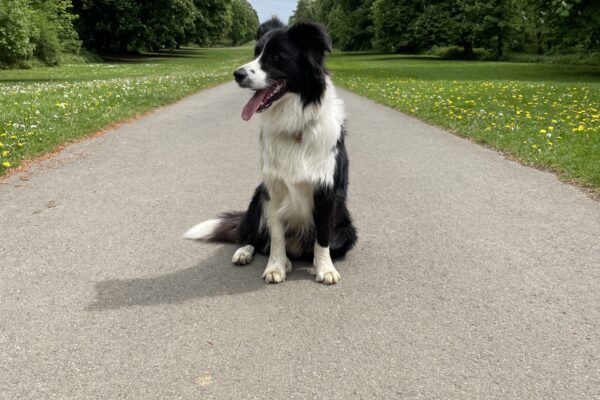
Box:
[271,54,280,62]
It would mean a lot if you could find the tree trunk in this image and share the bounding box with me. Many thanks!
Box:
[119,34,129,54]
[463,41,474,59]
[496,31,504,59]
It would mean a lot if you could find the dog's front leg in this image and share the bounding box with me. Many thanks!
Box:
[313,189,340,284]
[262,198,291,283]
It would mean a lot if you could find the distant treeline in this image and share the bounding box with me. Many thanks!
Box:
[0,0,259,67]
[290,0,600,59]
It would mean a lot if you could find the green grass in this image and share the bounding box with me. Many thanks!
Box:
[328,53,600,192]
[0,47,249,173]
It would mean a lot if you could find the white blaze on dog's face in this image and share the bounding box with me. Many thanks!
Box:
[235,53,269,90]
[233,18,332,121]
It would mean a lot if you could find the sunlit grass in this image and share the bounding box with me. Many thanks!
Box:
[328,53,600,191]
[0,47,249,173]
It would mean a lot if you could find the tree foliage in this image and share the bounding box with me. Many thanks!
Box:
[2,0,596,68]
[71,0,259,52]
[0,0,37,65]
[229,0,260,45]
[186,0,231,47]
[290,0,600,56]
[0,0,80,66]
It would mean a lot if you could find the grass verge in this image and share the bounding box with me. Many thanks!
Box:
[328,53,600,193]
[0,47,249,174]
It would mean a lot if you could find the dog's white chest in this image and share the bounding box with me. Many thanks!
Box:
[258,86,344,187]
[261,129,337,186]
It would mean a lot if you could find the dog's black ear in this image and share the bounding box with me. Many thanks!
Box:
[288,22,332,55]
[256,16,286,40]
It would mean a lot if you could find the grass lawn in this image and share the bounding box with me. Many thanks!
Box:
[328,53,600,192]
[0,47,249,174]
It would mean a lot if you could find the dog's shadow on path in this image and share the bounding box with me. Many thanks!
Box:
[86,245,315,311]
[87,246,265,310]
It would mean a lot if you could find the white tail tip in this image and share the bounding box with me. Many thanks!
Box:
[182,219,222,240]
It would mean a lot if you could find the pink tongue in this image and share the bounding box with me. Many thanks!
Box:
[242,88,269,121]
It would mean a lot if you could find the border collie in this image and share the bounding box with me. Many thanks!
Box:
[184,18,356,284]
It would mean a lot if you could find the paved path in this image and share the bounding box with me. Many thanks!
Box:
[1,82,599,399]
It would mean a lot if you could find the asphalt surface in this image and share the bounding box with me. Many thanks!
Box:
[1,82,599,399]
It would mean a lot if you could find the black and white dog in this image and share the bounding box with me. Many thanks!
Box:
[184,18,356,284]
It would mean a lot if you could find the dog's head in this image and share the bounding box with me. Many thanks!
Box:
[234,17,332,121]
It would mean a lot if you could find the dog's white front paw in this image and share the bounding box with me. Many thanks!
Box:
[232,245,254,265]
[262,258,292,283]
[313,244,340,285]
[316,267,341,285]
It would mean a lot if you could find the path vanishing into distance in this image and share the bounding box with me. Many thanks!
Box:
[1,82,599,399]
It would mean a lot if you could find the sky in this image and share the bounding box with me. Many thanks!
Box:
[249,0,297,24]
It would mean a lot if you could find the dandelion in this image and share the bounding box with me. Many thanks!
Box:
[2,161,10,168]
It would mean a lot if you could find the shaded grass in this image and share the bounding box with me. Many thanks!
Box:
[0,47,249,173]
[328,53,600,192]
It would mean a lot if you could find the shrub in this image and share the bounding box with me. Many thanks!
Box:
[0,0,37,66]
[31,0,81,65]
[32,12,62,65]
[0,0,81,67]
[426,45,493,60]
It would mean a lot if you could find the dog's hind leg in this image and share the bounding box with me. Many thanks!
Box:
[233,184,270,267]
[329,201,357,259]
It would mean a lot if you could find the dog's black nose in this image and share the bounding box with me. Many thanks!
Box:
[233,68,248,83]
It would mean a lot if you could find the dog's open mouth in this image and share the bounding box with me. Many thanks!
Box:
[242,80,287,121]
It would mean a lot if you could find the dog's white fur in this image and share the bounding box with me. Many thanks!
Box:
[182,219,221,240]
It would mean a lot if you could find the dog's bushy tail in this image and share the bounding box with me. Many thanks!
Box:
[182,212,243,243]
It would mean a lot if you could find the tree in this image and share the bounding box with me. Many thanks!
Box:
[30,0,81,64]
[229,0,259,45]
[140,0,197,50]
[289,0,317,24]
[370,0,512,57]
[0,0,80,66]
[313,0,374,50]
[0,0,37,65]
[186,0,233,47]
[371,0,421,52]
[72,0,143,53]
